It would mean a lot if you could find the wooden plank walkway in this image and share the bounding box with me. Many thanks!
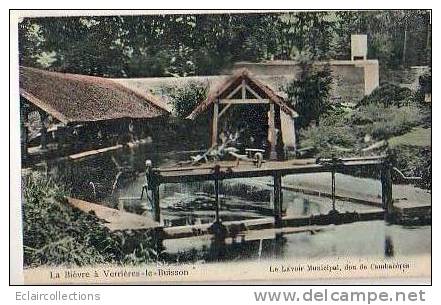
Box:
[66,197,161,231]
[155,158,384,183]
[146,156,391,224]
[68,144,124,160]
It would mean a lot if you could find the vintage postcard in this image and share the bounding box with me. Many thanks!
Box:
[10,10,431,285]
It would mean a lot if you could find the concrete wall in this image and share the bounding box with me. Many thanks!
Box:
[233,60,379,104]
[351,34,368,60]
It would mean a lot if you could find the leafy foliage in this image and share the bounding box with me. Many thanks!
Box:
[299,114,357,157]
[165,81,208,118]
[414,69,432,104]
[284,61,333,129]
[268,12,335,60]
[359,83,414,107]
[351,104,423,139]
[333,11,430,66]
[298,101,424,158]
[18,11,431,77]
[418,70,432,94]
[389,145,431,189]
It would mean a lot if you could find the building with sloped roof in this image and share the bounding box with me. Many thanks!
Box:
[19,66,170,159]
[114,69,299,159]
[187,69,298,159]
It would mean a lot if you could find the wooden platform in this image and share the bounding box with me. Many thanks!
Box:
[68,144,124,160]
[155,158,384,183]
[393,199,432,221]
[146,156,391,224]
[63,155,429,242]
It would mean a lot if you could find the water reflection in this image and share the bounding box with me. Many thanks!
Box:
[385,235,395,257]
[162,231,288,263]
[161,221,429,263]
[302,198,309,215]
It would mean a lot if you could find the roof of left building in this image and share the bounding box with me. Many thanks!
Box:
[19,66,171,124]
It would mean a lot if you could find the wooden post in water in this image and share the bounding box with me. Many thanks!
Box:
[331,169,336,211]
[269,103,277,160]
[142,160,152,201]
[149,167,161,223]
[214,164,221,223]
[273,173,283,227]
[381,157,393,217]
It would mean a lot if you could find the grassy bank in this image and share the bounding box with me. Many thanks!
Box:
[22,171,160,267]
[388,127,431,148]
[297,83,431,189]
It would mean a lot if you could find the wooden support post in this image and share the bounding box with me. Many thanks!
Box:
[148,167,161,223]
[56,126,64,150]
[331,169,336,211]
[381,158,393,217]
[269,103,277,160]
[212,100,219,147]
[20,105,28,159]
[241,79,246,99]
[152,185,160,223]
[39,111,48,149]
[142,160,152,201]
[273,173,283,227]
[214,164,221,223]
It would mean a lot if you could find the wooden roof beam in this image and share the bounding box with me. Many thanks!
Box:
[219,99,270,104]
[218,103,233,118]
[245,84,263,100]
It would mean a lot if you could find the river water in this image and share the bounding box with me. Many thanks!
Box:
[53,143,431,264]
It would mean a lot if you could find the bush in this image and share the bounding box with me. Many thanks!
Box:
[284,63,333,129]
[418,70,432,95]
[414,70,432,104]
[299,114,357,157]
[22,171,157,267]
[389,145,431,189]
[359,83,414,107]
[166,81,208,118]
[351,104,423,140]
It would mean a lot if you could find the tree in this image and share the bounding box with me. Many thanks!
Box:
[19,16,130,76]
[166,81,208,118]
[284,55,333,129]
[18,11,431,77]
[333,10,431,67]
[268,12,336,60]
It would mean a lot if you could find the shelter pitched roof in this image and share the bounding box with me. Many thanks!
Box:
[186,69,298,120]
[19,66,170,124]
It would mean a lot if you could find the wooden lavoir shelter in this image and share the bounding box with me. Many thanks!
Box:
[186,69,298,160]
[19,66,171,161]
